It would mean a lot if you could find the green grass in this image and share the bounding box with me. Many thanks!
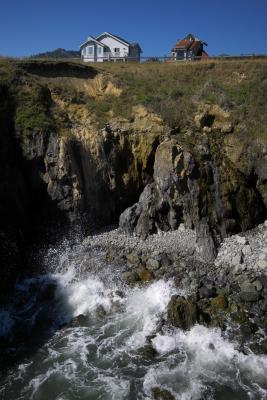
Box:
[15,85,53,132]
[0,58,266,142]
[92,59,267,138]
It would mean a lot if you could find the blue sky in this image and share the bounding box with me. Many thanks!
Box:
[0,0,266,57]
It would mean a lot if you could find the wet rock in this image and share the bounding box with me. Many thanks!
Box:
[249,339,267,355]
[123,271,141,285]
[167,295,198,330]
[240,322,258,338]
[151,387,175,400]
[137,344,157,359]
[95,305,107,318]
[210,294,228,310]
[60,314,88,329]
[137,266,154,283]
[198,294,229,328]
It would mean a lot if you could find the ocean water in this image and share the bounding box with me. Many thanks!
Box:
[0,239,267,400]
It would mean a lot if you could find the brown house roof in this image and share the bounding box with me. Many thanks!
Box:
[172,34,208,57]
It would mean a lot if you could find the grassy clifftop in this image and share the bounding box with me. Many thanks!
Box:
[0,58,266,142]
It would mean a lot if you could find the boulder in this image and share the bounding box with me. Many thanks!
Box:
[123,271,141,285]
[258,260,267,269]
[167,295,198,330]
[210,294,228,310]
[146,258,161,271]
[137,266,154,283]
[137,344,157,359]
[126,252,140,265]
[198,285,217,299]
[151,387,175,400]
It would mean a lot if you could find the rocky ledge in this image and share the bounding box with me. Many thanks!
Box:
[82,220,267,353]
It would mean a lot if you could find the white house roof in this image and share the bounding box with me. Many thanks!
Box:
[96,32,130,46]
[80,36,105,49]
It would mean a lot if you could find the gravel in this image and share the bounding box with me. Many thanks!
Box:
[83,223,198,260]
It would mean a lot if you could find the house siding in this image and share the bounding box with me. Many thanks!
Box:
[99,36,129,59]
[80,32,141,63]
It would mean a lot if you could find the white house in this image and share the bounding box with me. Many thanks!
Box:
[80,32,142,62]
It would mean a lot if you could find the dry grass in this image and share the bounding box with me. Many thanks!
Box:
[0,58,266,141]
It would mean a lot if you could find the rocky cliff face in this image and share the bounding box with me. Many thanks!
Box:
[120,126,267,261]
[0,59,266,297]
[0,63,166,297]
[16,106,165,227]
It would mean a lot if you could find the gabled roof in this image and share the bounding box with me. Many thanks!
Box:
[172,34,208,51]
[129,42,143,52]
[80,36,105,49]
[96,32,130,46]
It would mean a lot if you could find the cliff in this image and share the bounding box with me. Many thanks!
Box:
[0,58,266,297]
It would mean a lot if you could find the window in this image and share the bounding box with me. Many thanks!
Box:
[87,46,93,55]
[176,50,184,60]
[114,48,120,53]
[98,47,102,54]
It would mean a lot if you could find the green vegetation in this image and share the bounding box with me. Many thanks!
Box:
[0,59,54,132]
[94,60,267,137]
[0,58,266,141]
[15,85,53,131]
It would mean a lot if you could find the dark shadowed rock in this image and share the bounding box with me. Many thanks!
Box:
[137,344,157,359]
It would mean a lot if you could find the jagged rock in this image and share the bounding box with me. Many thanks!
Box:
[120,136,265,261]
[167,295,198,330]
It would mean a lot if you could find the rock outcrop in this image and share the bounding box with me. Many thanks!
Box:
[120,133,266,261]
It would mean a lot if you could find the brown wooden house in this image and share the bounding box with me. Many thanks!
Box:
[172,33,208,60]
